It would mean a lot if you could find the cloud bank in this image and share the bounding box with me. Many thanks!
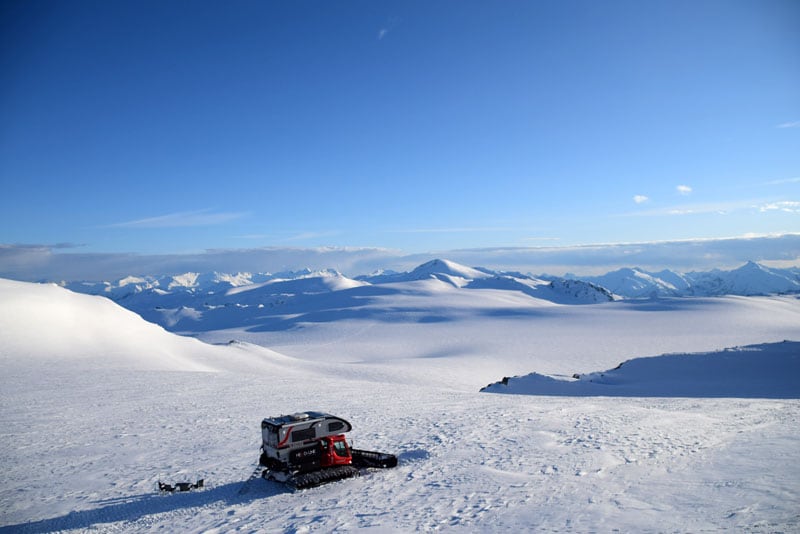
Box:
[1,234,799,281]
[0,245,399,282]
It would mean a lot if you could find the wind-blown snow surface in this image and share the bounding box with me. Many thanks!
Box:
[2,278,800,532]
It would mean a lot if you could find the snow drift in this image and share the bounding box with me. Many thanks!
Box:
[0,278,300,375]
[481,341,800,398]
[0,279,217,372]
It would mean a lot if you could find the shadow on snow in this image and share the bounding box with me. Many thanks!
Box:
[0,479,287,534]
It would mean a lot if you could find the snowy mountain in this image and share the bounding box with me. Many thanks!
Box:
[356,258,491,286]
[577,267,690,298]
[684,261,800,297]
[406,258,491,286]
[61,259,614,334]
[577,261,800,298]
[2,277,800,532]
[64,270,293,300]
[54,260,800,339]
[63,260,800,320]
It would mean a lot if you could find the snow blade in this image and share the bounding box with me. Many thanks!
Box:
[288,465,359,490]
[351,449,398,469]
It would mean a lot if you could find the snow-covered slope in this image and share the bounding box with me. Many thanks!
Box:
[580,267,688,298]
[482,341,800,398]
[226,270,367,297]
[0,278,303,375]
[2,278,800,532]
[0,279,216,372]
[466,275,615,304]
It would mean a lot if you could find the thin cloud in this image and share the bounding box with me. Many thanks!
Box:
[676,185,692,195]
[633,195,649,204]
[763,177,800,186]
[282,231,341,242]
[233,231,341,242]
[4,242,85,250]
[777,121,800,129]
[108,209,247,229]
[377,16,401,40]
[521,237,561,243]
[668,208,695,215]
[394,226,512,234]
[234,234,272,240]
[620,199,764,217]
[759,201,800,213]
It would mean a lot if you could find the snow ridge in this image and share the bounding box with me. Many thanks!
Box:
[481,341,800,398]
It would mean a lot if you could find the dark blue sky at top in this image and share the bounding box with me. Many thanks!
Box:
[1,0,798,256]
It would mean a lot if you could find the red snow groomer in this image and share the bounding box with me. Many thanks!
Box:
[259,412,397,490]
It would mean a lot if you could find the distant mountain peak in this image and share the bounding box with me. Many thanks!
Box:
[737,260,764,271]
[410,259,489,280]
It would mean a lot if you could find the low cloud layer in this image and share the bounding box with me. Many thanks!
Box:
[0,245,399,282]
[1,234,798,281]
[432,234,800,275]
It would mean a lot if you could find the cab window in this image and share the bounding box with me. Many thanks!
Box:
[333,440,349,457]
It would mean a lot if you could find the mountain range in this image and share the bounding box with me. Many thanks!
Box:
[63,258,799,300]
[568,260,800,298]
[55,258,799,336]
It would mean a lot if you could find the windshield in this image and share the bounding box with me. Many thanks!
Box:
[333,439,350,457]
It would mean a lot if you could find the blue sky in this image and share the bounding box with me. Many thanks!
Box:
[1,0,798,267]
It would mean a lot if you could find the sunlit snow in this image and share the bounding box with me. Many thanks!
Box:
[1,264,799,532]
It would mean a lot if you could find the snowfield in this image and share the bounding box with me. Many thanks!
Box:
[1,276,800,532]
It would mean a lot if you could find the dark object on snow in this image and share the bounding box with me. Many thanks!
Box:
[158,479,204,492]
[258,411,397,490]
[352,448,398,469]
